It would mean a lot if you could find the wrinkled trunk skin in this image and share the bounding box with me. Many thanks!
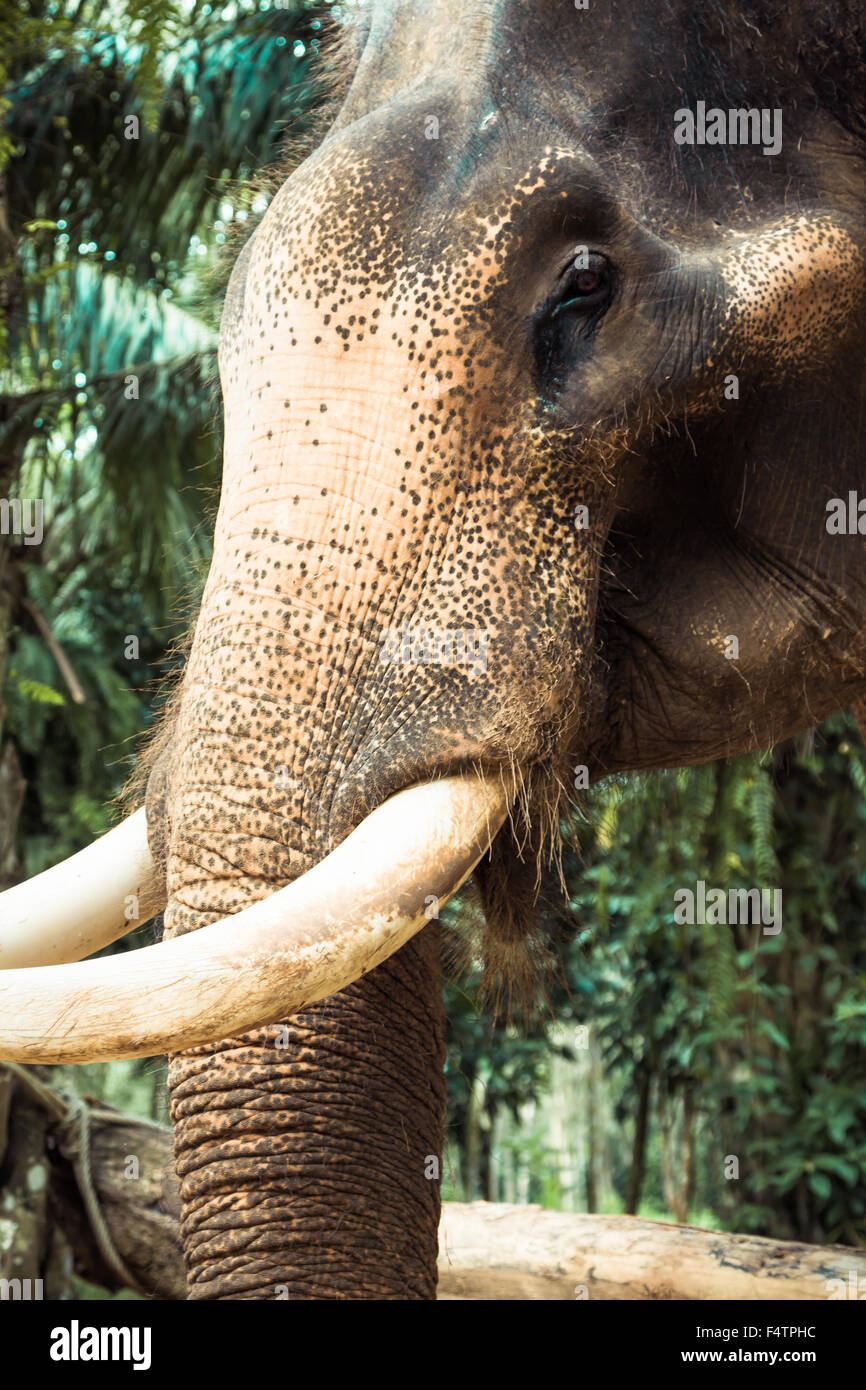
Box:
[168,925,445,1300]
[159,581,451,1299]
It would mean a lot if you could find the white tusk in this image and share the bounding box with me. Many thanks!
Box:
[0,808,164,969]
[0,773,510,1064]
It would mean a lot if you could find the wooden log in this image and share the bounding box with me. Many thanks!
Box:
[46,1097,186,1300]
[5,1076,864,1301]
[438,1201,866,1300]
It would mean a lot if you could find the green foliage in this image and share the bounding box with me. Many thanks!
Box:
[557,724,866,1242]
[444,723,866,1245]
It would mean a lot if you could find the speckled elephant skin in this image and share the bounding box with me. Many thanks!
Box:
[140,0,866,1298]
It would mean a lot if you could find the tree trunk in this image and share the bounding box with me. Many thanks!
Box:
[678,1090,695,1223]
[481,1098,497,1202]
[585,1050,598,1213]
[624,1061,651,1215]
[464,1070,485,1201]
[0,162,25,891]
[661,1089,694,1225]
[0,741,25,890]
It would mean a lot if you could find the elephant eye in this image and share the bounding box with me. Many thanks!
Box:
[534,249,614,388]
[552,252,613,316]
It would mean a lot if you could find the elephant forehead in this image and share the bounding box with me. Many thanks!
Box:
[233,136,585,326]
[216,146,589,509]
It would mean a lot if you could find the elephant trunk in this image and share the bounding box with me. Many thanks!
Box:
[171,919,447,1299]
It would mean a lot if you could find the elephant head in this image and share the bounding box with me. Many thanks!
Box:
[2,0,865,1298]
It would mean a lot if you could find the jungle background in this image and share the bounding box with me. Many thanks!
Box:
[1,0,864,1298]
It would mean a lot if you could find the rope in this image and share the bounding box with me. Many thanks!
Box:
[3,1062,153,1297]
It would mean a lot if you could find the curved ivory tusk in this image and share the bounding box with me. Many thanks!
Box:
[0,808,164,969]
[0,774,510,1064]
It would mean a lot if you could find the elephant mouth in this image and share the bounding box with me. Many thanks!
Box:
[325,741,509,849]
[0,772,512,1064]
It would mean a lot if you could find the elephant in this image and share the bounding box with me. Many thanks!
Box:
[1,0,865,1300]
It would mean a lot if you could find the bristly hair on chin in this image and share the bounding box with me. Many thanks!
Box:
[442,744,586,1025]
